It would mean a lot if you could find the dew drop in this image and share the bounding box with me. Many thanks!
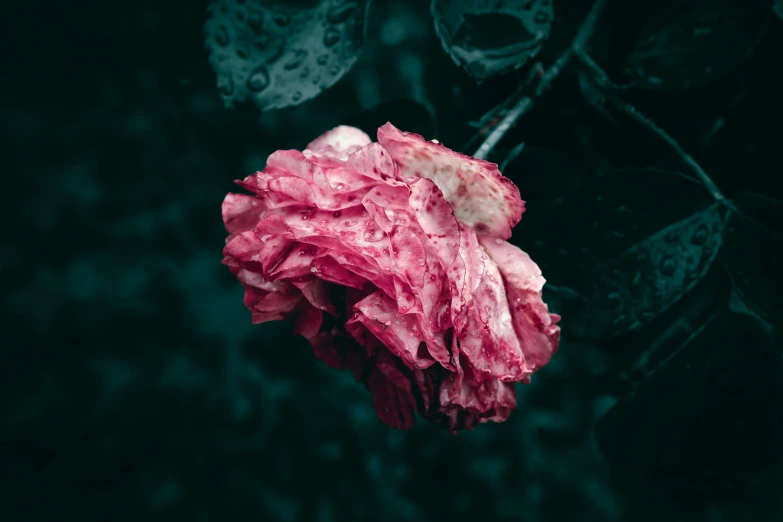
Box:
[534,12,549,24]
[217,74,234,96]
[215,26,230,46]
[664,231,679,243]
[327,2,356,24]
[690,223,708,245]
[292,91,302,102]
[284,49,308,71]
[660,255,675,276]
[602,292,623,311]
[248,12,263,33]
[247,66,270,92]
[273,14,290,27]
[254,34,270,49]
[333,211,342,218]
[324,27,341,47]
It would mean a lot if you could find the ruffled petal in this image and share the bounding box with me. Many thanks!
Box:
[377,122,524,239]
[222,123,559,433]
[305,125,372,161]
[222,193,264,236]
[480,237,560,372]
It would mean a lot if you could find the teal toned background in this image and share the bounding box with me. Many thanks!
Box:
[3,0,783,521]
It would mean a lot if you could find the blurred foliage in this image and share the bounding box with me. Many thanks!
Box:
[2,0,783,521]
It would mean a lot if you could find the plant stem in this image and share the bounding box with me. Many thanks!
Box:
[472,0,609,160]
[576,51,727,203]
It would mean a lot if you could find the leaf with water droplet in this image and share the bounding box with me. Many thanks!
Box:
[204,0,370,110]
[516,168,724,341]
[431,0,553,81]
[623,0,768,91]
[724,191,783,327]
[596,311,783,497]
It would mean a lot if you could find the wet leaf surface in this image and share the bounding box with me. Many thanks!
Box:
[724,191,783,327]
[431,0,553,81]
[624,0,769,91]
[596,311,783,503]
[515,168,724,341]
[205,0,370,109]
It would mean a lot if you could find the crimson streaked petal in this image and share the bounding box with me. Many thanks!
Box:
[377,122,524,239]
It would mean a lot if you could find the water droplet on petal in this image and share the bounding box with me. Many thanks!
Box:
[292,91,302,102]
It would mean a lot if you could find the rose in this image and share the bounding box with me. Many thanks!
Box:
[221,123,560,432]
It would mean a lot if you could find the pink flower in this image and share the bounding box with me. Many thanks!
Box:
[221,123,560,432]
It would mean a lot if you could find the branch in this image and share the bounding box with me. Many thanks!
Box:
[472,0,609,160]
[576,51,727,203]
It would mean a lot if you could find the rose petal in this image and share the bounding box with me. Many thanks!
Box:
[305,125,372,161]
[480,237,560,372]
[377,122,524,239]
[222,193,264,236]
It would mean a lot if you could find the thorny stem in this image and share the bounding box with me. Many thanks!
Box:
[575,50,728,204]
[472,0,609,160]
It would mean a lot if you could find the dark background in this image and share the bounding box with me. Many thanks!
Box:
[3,0,783,521]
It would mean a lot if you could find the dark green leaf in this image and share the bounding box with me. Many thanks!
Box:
[599,260,729,398]
[516,168,724,341]
[204,0,370,110]
[724,192,783,327]
[596,311,783,498]
[431,0,553,81]
[624,0,768,91]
